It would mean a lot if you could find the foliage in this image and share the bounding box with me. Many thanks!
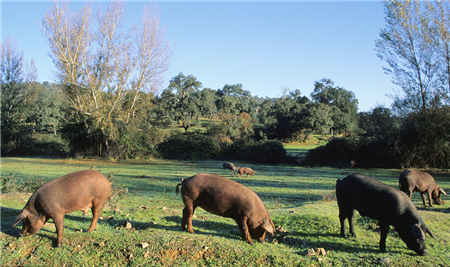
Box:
[156,133,224,160]
[157,73,203,132]
[397,106,450,168]
[226,139,288,164]
[1,172,44,194]
[310,78,359,135]
[1,37,40,155]
[308,106,450,168]
[215,84,258,117]
[259,89,311,141]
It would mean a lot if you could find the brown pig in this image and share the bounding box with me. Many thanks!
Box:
[175,173,274,244]
[13,170,112,247]
[237,167,255,178]
[399,169,447,207]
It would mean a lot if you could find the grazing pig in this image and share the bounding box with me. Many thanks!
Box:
[238,167,255,178]
[175,173,275,244]
[13,170,112,247]
[399,169,447,207]
[336,173,435,256]
[223,162,239,174]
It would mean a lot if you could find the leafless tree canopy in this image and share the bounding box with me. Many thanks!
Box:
[40,1,173,142]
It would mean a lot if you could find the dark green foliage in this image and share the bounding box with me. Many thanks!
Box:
[225,139,288,164]
[306,106,450,168]
[156,133,224,160]
[397,107,450,168]
[304,137,359,167]
[60,120,98,156]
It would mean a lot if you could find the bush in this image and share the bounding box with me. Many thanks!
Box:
[226,139,287,164]
[1,173,45,193]
[304,137,359,167]
[156,133,224,160]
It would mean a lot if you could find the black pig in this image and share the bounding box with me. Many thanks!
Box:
[336,173,435,256]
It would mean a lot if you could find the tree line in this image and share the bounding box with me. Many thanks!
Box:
[1,0,450,168]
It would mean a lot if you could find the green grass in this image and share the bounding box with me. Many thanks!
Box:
[283,136,329,158]
[1,157,450,266]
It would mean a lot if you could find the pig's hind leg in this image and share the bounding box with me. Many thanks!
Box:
[87,200,104,232]
[339,208,356,238]
[182,201,196,233]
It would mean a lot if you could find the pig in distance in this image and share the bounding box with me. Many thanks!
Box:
[399,169,447,207]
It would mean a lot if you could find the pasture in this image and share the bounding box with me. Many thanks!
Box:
[1,157,450,266]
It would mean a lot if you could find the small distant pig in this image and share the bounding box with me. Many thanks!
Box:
[176,173,275,244]
[336,173,435,256]
[223,162,239,174]
[13,170,112,247]
[399,169,447,207]
[238,167,255,178]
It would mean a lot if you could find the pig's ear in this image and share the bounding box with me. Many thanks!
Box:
[425,225,435,239]
[13,210,28,227]
[260,219,275,236]
[411,224,426,240]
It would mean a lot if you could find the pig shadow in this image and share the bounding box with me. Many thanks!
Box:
[163,215,242,241]
[282,229,410,256]
[416,206,450,214]
[1,206,58,246]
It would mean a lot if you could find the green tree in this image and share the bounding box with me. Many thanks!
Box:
[358,106,400,140]
[212,84,258,140]
[28,82,63,135]
[1,37,40,154]
[215,84,258,116]
[263,89,311,141]
[197,88,217,119]
[162,73,202,132]
[310,78,359,135]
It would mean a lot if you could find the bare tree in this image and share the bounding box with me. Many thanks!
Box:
[426,0,450,104]
[41,1,172,154]
[376,0,440,115]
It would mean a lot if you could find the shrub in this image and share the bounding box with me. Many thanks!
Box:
[304,137,359,167]
[1,173,45,193]
[156,133,224,160]
[226,139,287,164]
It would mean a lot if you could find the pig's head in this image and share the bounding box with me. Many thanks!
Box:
[397,223,435,256]
[249,218,275,243]
[432,187,447,205]
[13,210,46,237]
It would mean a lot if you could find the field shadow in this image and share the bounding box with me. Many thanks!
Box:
[1,206,23,237]
[416,206,450,214]
[1,206,59,246]
[163,215,240,241]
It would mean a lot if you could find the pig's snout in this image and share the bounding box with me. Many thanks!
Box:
[418,249,429,256]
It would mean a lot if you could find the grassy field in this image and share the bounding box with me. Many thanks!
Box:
[1,157,450,266]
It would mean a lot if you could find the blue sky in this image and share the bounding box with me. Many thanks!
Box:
[1,1,395,112]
